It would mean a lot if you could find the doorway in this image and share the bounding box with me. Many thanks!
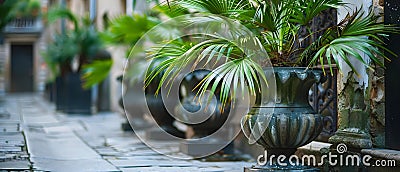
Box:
[10,44,34,92]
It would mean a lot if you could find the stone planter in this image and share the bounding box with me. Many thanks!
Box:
[55,73,94,114]
[175,70,230,138]
[145,75,185,139]
[44,81,55,102]
[242,67,324,171]
[174,70,232,156]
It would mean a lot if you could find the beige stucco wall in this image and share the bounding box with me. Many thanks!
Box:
[96,0,126,30]
[97,0,127,112]
[67,0,87,17]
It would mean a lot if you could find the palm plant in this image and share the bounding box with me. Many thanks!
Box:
[145,0,398,106]
[44,7,104,80]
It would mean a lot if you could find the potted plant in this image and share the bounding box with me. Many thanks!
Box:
[12,0,41,18]
[144,0,398,170]
[43,32,77,109]
[43,7,105,114]
[0,0,32,44]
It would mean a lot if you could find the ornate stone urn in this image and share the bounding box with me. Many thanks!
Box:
[145,76,186,139]
[174,70,233,156]
[242,67,324,171]
[143,59,185,139]
[175,70,230,138]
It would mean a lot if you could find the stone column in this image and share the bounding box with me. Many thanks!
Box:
[328,0,374,149]
[367,0,386,148]
[329,73,372,149]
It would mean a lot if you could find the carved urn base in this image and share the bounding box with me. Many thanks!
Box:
[242,68,324,170]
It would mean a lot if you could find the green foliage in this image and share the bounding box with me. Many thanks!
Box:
[82,60,113,88]
[16,0,41,17]
[101,14,160,46]
[145,0,399,106]
[42,32,78,78]
[302,9,399,75]
[0,0,30,31]
[43,7,105,85]
[46,7,79,31]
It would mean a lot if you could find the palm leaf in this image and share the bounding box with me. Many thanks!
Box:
[102,14,160,45]
[305,8,399,75]
[82,60,113,89]
[46,7,79,31]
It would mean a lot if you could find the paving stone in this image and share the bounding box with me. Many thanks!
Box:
[104,136,142,145]
[61,121,87,132]
[198,167,241,172]
[25,131,100,160]
[123,150,161,156]
[0,132,25,142]
[146,128,179,140]
[0,160,31,170]
[120,166,201,172]
[22,115,59,124]
[0,140,25,147]
[95,147,122,156]
[0,111,10,120]
[108,159,193,168]
[75,135,107,148]
[112,155,173,160]
[0,146,22,152]
[194,161,253,167]
[0,122,20,132]
[42,125,73,134]
[31,157,118,172]
[125,144,151,151]
[3,94,255,172]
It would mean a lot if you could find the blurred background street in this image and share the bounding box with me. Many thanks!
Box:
[0,94,253,171]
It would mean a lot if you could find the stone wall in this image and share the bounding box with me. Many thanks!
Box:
[369,0,386,148]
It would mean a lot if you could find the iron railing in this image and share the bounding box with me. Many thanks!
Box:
[4,17,42,34]
[309,69,338,142]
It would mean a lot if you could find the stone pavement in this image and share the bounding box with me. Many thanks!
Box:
[0,94,253,171]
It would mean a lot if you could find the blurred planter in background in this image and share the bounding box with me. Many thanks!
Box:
[55,73,93,114]
[43,8,107,114]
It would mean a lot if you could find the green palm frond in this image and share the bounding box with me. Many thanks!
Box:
[101,14,160,45]
[291,0,345,25]
[146,30,265,105]
[145,0,398,107]
[154,2,189,18]
[82,60,113,89]
[46,7,79,31]
[146,34,240,94]
[74,27,102,60]
[173,0,249,17]
[197,58,266,107]
[252,0,290,32]
[304,9,399,75]
[42,32,79,78]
